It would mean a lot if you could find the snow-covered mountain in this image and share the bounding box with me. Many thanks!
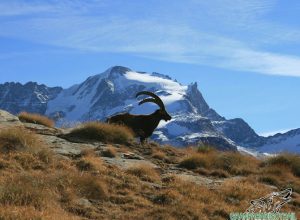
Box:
[0,66,299,153]
[45,66,238,150]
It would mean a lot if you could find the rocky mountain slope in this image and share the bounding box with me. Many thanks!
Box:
[259,128,300,153]
[0,66,299,153]
[0,81,62,115]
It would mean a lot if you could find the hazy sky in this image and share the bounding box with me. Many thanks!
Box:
[0,0,300,135]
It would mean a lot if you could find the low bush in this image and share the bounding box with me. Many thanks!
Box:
[76,153,103,172]
[126,164,160,183]
[0,127,39,153]
[67,122,134,144]
[213,153,242,171]
[258,175,279,186]
[72,174,107,200]
[152,150,166,160]
[0,173,50,209]
[197,145,216,154]
[220,178,271,206]
[210,169,230,178]
[102,146,117,158]
[179,149,259,176]
[262,153,300,177]
[18,112,55,128]
[179,154,208,170]
[0,127,53,171]
[152,189,182,205]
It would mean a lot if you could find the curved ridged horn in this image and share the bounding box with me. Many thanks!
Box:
[136,91,165,110]
[138,98,156,105]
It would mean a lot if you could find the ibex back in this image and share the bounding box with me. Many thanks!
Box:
[107,91,171,143]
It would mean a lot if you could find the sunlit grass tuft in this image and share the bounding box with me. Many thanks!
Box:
[18,112,55,127]
[67,122,134,144]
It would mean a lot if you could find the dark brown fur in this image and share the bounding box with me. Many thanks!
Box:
[107,92,171,143]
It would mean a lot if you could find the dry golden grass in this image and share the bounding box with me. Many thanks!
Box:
[0,145,298,219]
[218,178,272,213]
[0,125,299,219]
[67,122,134,144]
[152,150,166,160]
[0,127,53,171]
[213,152,259,175]
[179,149,259,176]
[258,154,300,194]
[0,146,108,219]
[71,174,108,200]
[0,127,40,153]
[152,189,182,205]
[126,164,161,183]
[0,205,81,220]
[209,169,230,178]
[262,153,300,177]
[197,145,216,154]
[76,152,104,172]
[0,132,101,218]
[18,112,55,128]
[75,158,95,171]
[0,172,51,209]
[80,148,95,157]
[179,153,208,169]
[153,174,299,219]
[102,146,117,158]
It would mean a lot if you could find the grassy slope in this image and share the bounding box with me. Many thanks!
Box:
[0,122,299,219]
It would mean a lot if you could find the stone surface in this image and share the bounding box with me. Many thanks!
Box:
[75,198,93,208]
[0,110,23,128]
[102,157,158,170]
[41,134,98,157]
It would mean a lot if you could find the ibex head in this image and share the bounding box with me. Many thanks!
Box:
[136,91,172,121]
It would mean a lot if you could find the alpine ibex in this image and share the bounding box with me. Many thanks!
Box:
[107,91,172,143]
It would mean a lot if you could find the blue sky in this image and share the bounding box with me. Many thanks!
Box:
[0,0,300,135]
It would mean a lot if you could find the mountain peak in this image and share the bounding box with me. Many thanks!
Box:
[104,67,175,83]
[108,66,131,75]
[110,65,132,72]
[1,66,299,153]
[150,72,172,80]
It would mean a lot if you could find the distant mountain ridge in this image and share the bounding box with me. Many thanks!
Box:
[0,82,62,115]
[0,66,299,153]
